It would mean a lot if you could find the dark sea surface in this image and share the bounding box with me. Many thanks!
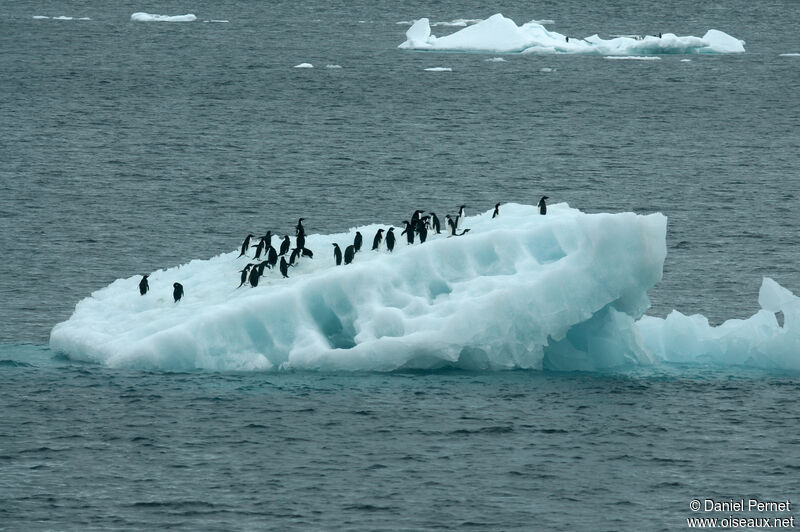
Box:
[1,0,799,529]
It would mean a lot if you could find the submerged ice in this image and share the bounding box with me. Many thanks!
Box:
[399,14,745,55]
[50,204,800,372]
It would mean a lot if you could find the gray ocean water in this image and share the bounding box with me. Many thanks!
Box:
[1,0,799,529]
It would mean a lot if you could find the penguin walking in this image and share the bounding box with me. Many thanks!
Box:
[430,212,441,234]
[279,235,291,256]
[138,274,149,295]
[238,234,255,258]
[333,243,342,265]
[238,264,253,288]
[344,245,355,265]
[492,203,501,218]
[353,231,363,253]
[537,196,548,215]
[372,228,384,250]
[173,282,184,303]
[385,227,396,252]
[401,221,415,244]
[279,257,290,278]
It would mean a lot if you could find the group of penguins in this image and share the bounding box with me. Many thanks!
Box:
[137,196,549,302]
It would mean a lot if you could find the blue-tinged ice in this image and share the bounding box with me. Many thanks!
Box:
[637,278,800,370]
[50,204,667,371]
[399,14,745,55]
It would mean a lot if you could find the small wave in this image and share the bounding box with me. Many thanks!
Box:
[424,67,452,71]
[780,53,800,57]
[485,57,506,62]
[0,360,34,367]
[294,63,313,68]
[325,64,342,69]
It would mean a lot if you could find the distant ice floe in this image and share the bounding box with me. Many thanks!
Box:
[399,13,745,55]
[605,56,662,60]
[485,57,506,62]
[424,67,452,71]
[294,63,314,68]
[131,12,197,22]
[539,67,555,72]
[33,15,91,20]
[326,64,342,69]
[780,53,800,57]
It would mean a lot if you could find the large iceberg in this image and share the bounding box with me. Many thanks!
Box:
[51,204,668,371]
[399,14,745,55]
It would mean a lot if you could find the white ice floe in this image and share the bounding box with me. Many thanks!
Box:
[51,203,800,372]
[131,12,197,22]
[399,13,745,55]
[485,57,507,62]
[780,53,800,57]
[424,67,452,71]
[294,63,314,68]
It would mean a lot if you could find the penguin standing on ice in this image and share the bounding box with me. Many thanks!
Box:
[429,212,441,234]
[289,247,302,266]
[372,228,384,250]
[332,243,342,265]
[296,232,306,251]
[416,220,428,243]
[279,257,290,278]
[492,203,501,218]
[173,282,184,303]
[344,244,355,265]
[385,227,396,252]
[252,237,266,260]
[353,231,363,253]
[238,234,255,258]
[267,245,278,269]
[401,221,415,244]
[537,196,549,215]
[456,205,466,229]
[238,264,253,288]
[279,235,291,256]
[411,209,424,228]
[139,275,149,295]
[248,265,261,287]
[445,215,457,236]
[296,218,305,236]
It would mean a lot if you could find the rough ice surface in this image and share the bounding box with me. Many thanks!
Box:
[51,204,667,372]
[130,12,197,22]
[399,14,745,55]
[637,279,800,370]
[51,204,800,372]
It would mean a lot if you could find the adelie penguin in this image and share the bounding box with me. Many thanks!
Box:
[401,221,415,244]
[267,245,278,268]
[372,228,384,250]
[289,247,302,266]
[456,205,466,229]
[279,256,290,278]
[445,215,457,236]
[139,274,149,295]
[411,209,424,227]
[429,212,441,234]
[252,237,266,260]
[332,243,342,265]
[492,203,501,218]
[295,218,305,236]
[279,235,291,256]
[353,231,363,253]
[385,227,396,252]
[173,282,184,303]
[296,232,306,251]
[416,220,428,243]
[537,196,548,215]
[238,234,255,258]
[248,265,261,287]
[238,264,253,288]
[344,244,355,265]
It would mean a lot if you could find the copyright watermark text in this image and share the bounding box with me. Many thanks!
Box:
[687,498,794,528]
